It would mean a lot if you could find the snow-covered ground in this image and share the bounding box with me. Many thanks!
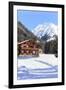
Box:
[18,54,58,69]
[17,54,58,80]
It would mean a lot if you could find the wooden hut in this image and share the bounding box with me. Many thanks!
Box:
[18,40,39,56]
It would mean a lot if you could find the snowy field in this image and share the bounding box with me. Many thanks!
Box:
[17,54,58,80]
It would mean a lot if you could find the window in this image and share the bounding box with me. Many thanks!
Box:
[33,51,35,54]
[26,50,29,53]
[21,50,24,53]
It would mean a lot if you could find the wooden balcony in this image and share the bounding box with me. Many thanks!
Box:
[21,47,39,51]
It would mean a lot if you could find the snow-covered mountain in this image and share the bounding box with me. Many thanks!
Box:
[32,23,58,42]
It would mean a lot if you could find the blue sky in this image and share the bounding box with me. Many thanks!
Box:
[17,10,58,31]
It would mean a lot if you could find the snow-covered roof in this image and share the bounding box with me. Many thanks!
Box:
[18,40,30,44]
[18,39,37,45]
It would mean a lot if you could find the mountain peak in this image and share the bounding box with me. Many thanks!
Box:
[32,23,58,40]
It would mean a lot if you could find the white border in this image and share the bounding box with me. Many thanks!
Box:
[13,5,62,85]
